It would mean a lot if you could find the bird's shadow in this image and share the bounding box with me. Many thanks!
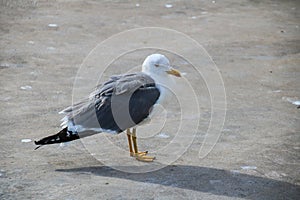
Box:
[56,164,299,199]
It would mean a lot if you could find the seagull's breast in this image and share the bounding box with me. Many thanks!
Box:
[152,75,176,106]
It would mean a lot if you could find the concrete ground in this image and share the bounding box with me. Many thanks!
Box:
[0,0,299,199]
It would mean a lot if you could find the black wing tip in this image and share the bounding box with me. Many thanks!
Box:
[34,140,43,145]
[33,128,80,150]
[34,140,42,150]
[34,145,42,150]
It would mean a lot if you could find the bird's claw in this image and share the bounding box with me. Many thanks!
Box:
[130,151,148,157]
[131,151,155,162]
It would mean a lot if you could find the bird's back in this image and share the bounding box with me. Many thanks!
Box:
[60,72,160,134]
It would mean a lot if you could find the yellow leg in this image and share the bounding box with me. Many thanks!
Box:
[126,129,134,156]
[131,128,155,162]
[131,128,138,153]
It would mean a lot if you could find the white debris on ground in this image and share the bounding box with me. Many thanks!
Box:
[1,63,25,68]
[48,23,58,28]
[165,4,173,8]
[59,142,70,148]
[272,90,281,93]
[30,71,38,76]
[267,90,281,93]
[0,170,5,177]
[156,132,170,139]
[135,3,140,7]
[240,166,257,170]
[190,12,207,19]
[230,166,258,176]
[0,63,10,68]
[21,139,32,143]
[20,85,32,90]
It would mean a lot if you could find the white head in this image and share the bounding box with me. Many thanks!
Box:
[142,54,181,77]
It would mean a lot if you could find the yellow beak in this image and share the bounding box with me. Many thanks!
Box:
[166,68,181,77]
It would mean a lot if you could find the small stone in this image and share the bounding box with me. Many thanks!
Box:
[20,86,32,90]
[48,23,58,28]
[241,166,257,170]
[165,4,173,8]
[21,139,32,143]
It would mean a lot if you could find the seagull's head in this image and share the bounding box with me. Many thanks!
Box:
[142,54,181,78]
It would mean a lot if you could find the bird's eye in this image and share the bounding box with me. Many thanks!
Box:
[154,64,159,67]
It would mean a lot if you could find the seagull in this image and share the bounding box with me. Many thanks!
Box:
[35,54,182,162]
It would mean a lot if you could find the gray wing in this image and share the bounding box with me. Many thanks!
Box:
[60,72,160,133]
